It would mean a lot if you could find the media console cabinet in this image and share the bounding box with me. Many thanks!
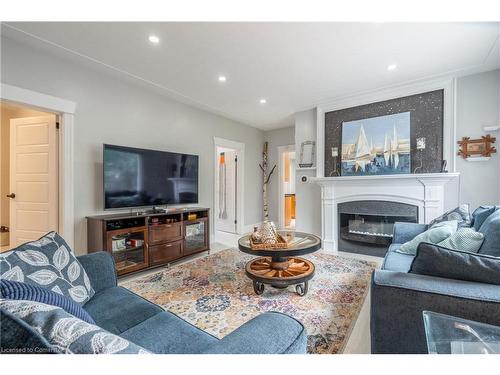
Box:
[86,207,210,276]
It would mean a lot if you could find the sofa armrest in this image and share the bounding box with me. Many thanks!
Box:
[201,312,307,354]
[392,222,428,243]
[77,252,117,294]
[370,270,500,354]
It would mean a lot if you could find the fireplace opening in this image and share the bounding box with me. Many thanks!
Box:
[338,201,418,257]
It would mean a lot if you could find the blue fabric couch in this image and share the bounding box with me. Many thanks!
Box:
[370,212,500,354]
[2,251,307,354]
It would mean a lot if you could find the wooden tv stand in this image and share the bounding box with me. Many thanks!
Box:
[86,207,210,277]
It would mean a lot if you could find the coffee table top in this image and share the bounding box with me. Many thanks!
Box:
[238,230,321,257]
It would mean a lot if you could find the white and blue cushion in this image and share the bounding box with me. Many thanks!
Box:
[0,299,150,354]
[428,204,472,228]
[0,232,95,305]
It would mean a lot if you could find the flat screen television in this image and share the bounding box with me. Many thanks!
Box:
[103,144,199,209]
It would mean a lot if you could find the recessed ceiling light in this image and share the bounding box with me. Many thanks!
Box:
[218,75,227,82]
[387,63,397,71]
[259,98,267,104]
[148,35,160,44]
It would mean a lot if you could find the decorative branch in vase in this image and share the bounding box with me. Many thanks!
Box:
[252,142,279,245]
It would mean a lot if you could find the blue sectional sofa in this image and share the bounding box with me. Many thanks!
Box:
[370,209,500,354]
[1,251,307,354]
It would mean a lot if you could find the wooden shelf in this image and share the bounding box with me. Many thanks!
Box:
[465,157,491,162]
[297,167,316,170]
[112,245,144,253]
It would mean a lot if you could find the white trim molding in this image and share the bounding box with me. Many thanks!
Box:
[1,83,76,248]
[1,83,76,114]
[313,173,460,253]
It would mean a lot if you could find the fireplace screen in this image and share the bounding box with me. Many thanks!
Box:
[340,213,415,246]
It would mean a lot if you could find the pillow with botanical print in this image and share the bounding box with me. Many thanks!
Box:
[0,299,149,354]
[0,232,95,305]
[428,204,472,228]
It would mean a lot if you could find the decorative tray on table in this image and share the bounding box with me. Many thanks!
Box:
[249,233,289,250]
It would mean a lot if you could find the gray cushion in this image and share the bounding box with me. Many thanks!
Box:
[201,312,307,354]
[472,205,498,231]
[83,286,163,335]
[0,232,95,305]
[382,244,415,272]
[0,299,149,353]
[410,242,500,285]
[478,209,500,257]
[120,311,218,354]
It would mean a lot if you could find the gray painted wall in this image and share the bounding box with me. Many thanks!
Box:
[264,126,295,224]
[1,36,264,254]
[456,69,500,209]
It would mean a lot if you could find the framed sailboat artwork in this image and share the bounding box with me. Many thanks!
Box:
[341,112,411,176]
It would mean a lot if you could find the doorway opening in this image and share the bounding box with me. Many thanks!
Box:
[216,146,238,234]
[0,101,59,252]
[278,146,296,230]
[213,138,245,242]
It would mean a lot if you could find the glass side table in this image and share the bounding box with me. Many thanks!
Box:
[423,311,500,354]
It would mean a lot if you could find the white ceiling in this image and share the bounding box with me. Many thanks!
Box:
[2,22,500,130]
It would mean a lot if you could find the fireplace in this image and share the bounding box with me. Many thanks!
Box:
[338,200,418,257]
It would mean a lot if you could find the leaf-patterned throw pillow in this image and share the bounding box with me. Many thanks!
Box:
[0,232,95,305]
[0,299,150,354]
[428,204,472,228]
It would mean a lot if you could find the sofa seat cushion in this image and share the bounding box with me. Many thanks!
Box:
[201,312,307,354]
[382,244,414,272]
[83,286,162,335]
[120,311,218,354]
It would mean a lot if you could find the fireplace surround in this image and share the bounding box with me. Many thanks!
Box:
[314,173,460,254]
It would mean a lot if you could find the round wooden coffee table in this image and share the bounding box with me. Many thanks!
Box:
[238,231,321,296]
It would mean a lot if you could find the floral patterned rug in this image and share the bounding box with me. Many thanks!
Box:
[121,248,376,354]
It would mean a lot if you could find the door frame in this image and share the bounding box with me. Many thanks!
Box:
[1,83,76,248]
[277,145,295,229]
[213,137,245,235]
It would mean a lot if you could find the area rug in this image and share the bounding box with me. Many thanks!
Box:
[121,248,377,354]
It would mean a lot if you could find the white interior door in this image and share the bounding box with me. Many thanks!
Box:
[9,115,58,246]
[216,150,237,233]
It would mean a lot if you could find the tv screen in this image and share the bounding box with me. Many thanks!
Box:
[103,144,199,209]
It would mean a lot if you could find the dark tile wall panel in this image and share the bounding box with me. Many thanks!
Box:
[324,89,444,176]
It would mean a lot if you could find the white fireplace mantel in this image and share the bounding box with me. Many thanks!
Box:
[312,173,460,252]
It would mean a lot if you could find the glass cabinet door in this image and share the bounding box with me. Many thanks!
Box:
[107,229,148,275]
[184,219,207,254]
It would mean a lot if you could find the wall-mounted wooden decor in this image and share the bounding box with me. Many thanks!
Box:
[457,134,497,159]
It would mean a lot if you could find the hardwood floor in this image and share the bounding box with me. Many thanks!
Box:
[338,251,382,354]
